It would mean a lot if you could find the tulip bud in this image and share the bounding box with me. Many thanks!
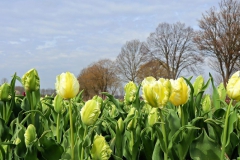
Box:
[80,96,101,126]
[193,75,204,96]
[91,134,112,160]
[55,72,80,99]
[22,68,40,92]
[14,137,21,145]
[217,82,226,101]
[0,83,11,101]
[202,94,211,113]
[226,71,240,101]
[148,108,159,127]
[124,81,137,105]
[142,77,171,108]
[53,94,64,114]
[117,117,124,133]
[169,77,190,106]
[126,108,138,130]
[24,124,37,147]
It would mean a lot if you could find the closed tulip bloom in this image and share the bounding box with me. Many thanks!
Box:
[24,124,37,147]
[226,71,240,101]
[22,68,40,92]
[91,134,112,160]
[55,72,80,99]
[124,81,137,105]
[148,108,159,127]
[80,96,101,126]
[217,83,226,101]
[169,77,190,106]
[0,83,11,101]
[193,75,204,96]
[202,94,211,113]
[53,94,64,114]
[142,77,171,108]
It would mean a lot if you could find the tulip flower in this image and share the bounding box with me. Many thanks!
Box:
[126,107,137,130]
[202,94,211,113]
[169,77,190,106]
[226,71,240,101]
[217,82,226,101]
[53,94,64,114]
[142,77,171,108]
[24,124,37,147]
[80,95,101,126]
[55,72,80,99]
[0,83,11,101]
[124,81,137,105]
[193,75,204,96]
[91,134,112,160]
[117,117,124,133]
[148,108,159,127]
[22,68,40,92]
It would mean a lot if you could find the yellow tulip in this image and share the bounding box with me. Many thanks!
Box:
[124,81,137,105]
[169,77,190,106]
[80,96,101,126]
[142,77,171,108]
[226,71,240,101]
[55,72,80,99]
[91,134,112,160]
[22,68,40,92]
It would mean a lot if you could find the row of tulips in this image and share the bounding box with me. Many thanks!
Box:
[0,68,240,159]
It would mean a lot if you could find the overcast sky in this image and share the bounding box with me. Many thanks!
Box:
[0,0,220,89]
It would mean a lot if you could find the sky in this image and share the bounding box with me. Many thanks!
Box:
[0,0,220,89]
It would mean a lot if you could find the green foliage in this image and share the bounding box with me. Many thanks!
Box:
[1,71,240,159]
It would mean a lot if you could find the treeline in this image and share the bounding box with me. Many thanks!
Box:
[15,86,55,96]
[78,0,240,99]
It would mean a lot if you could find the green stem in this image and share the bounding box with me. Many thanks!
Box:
[29,92,35,125]
[220,99,233,160]
[69,100,75,160]
[3,102,6,122]
[56,113,60,143]
[81,126,87,160]
[181,105,185,126]
[159,110,168,160]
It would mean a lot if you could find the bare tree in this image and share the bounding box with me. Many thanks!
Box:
[147,22,204,79]
[78,59,121,99]
[116,39,149,83]
[137,59,169,83]
[194,0,240,86]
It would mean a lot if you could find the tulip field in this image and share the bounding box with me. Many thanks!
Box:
[1,68,240,160]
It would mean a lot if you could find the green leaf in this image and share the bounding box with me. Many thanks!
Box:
[102,92,125,114]
[39,136,64,160]
[141,127,154,160]
[166,109,181,140]
[222,111,238,147]
[0,118,10,141]
[14,127,27,158]
[225,132,239,158]
[204,119,223,145]
[190,129,221,160]
[152,139,162,160]
[209,73,220,109]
